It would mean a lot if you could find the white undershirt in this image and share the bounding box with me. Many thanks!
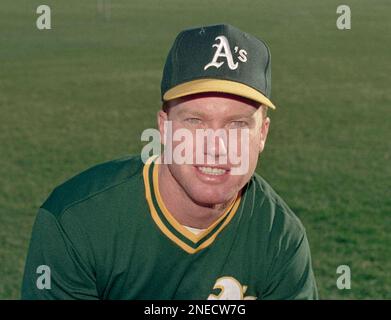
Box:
[183,225,206,235]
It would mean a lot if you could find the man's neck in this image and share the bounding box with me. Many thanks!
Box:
[158,163,237,229]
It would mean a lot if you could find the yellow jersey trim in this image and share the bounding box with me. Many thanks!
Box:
[143,155,242,254]
[152,159,239,243]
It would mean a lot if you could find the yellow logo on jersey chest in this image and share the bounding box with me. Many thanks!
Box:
[208,276,257,300]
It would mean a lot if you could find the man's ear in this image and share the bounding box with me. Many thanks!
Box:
[157,110,168,145]
[259,117,270,154]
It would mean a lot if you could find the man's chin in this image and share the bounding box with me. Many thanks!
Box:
[188,189,236,208]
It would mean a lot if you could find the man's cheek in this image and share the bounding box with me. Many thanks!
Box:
[229,129,250,175]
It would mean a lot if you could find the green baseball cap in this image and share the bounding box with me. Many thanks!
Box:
[161,24,276,109]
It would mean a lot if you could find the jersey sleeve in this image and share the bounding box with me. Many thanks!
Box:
[21,208,99,300]
[260,206,319,300]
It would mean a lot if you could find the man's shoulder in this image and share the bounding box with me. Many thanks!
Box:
[41,154,144,218]
[251,172,306,236]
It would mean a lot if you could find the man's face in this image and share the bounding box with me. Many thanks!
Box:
[158,93,270,206]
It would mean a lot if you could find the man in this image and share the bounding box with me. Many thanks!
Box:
[22,24,318,299]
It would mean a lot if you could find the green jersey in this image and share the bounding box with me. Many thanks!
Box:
[21,155,318,300]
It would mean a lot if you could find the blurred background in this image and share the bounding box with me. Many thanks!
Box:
[0,0,390,299]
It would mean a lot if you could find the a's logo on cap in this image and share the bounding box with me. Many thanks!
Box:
[204,35,248,71]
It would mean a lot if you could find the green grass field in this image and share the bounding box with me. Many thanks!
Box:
[1,0,390,299]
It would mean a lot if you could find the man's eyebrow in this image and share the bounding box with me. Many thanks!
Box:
[226,113,254,120]
[175,109,207,118]
[175,109,256,120]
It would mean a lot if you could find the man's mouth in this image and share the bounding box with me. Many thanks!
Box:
[195,166,229,176]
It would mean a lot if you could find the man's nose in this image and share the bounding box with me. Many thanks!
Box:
[205,130,228,157]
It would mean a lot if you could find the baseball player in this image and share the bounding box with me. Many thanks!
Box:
[21,24,318,299]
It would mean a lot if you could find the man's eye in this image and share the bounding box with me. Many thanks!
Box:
[185,118,202,125]
[229,121,248,128]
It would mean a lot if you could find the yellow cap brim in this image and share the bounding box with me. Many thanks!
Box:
[163,79,276,110]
